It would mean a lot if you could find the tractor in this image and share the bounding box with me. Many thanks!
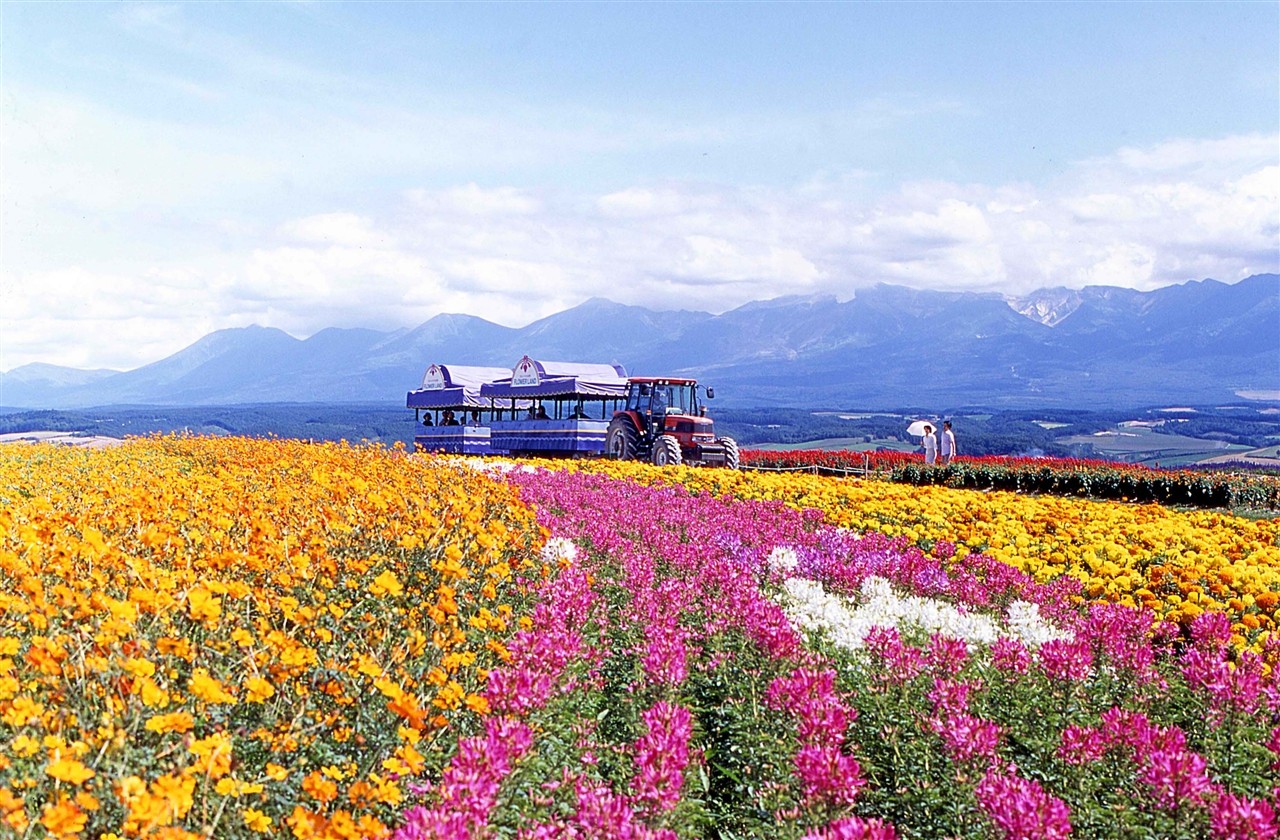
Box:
[604,377,739,468]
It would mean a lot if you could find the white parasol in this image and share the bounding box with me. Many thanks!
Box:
[906,419,934,437]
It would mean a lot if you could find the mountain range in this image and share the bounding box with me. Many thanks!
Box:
[4,274,1277,409]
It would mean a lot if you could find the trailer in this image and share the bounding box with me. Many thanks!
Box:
[405,364,515,455]
[480,356,629,457]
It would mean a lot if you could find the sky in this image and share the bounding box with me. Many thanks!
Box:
[2,1,1277,372]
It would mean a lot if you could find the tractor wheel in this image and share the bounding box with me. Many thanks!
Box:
[652,435,683,467]
[606,417,639,461]
[720,436,740,470]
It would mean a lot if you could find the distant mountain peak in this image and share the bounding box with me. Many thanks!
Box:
[1006,288,1083,327]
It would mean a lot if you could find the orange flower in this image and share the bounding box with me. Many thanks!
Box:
[40,795,86,837]
[301,771,339,804]
[45,757,94,785]
[145,711,195,734]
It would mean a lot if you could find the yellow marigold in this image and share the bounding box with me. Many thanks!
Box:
[3,696,43,727]
[301,771,338,804]
[186,586,222,624]
[123,657,156,678]
[11,734,40,757]
[189,733,233,778]
[381,742,425,776]
[137,677,171,709]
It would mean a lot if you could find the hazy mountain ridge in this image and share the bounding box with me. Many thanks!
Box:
[3,274,1276,409]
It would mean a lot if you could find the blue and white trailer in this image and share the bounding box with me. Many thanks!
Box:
[405,364,514,455]
[480,356,629,457]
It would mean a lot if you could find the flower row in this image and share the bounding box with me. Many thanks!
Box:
[0,437,543,839]
[560,459,1280,652]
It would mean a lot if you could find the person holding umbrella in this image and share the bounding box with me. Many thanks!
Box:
[922,423,938,465]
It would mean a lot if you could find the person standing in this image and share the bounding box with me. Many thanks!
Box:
[940,420,956,465]
[923,424,938,465]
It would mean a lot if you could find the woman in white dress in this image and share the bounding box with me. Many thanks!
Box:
[923,424,938,465]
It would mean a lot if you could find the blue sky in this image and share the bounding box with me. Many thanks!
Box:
[2,1,1277,371]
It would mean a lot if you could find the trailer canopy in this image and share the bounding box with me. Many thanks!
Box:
[481,356,629,399]
[406,364,512,409]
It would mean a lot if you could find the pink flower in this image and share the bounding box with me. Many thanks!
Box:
[865,626,923,686]
[927,678,978,717]
[793,744,866,806]
[990,637,1030,674]
[931,712,1001,766]
[925,633,969,676]
[801,816,899,839]
[632,702,693,815]
[1058,724,1108,765]
[1140,747,1215,811]
[975,770,1072,840]
[1190,610,1233,649]
[1211,793,1278,840]
[1038,637,1093,682]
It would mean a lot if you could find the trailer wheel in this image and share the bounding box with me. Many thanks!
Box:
[606,417,639,460]
[720,436,740,470]
[652,435,683,467]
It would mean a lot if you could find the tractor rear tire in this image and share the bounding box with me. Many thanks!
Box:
[720,437,740,469]
[606,417,640,461]
[652,435,683,467]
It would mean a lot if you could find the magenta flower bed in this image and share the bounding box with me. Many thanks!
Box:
[391,468,1280,839]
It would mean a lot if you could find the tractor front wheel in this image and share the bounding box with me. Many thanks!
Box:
[652,435,683,467]
[720,436,740,470]
[606,417,640,461]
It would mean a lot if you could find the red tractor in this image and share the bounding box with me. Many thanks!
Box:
[604,377,739,468]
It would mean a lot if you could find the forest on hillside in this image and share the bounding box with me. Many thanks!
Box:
[1,403,1276,463]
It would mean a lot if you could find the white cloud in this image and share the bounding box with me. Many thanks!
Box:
[3,132,1277,371]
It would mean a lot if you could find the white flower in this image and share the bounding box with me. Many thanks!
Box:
[775,575,1073,654]
[1004,600,1071,646]
[540,537,578,566]
[767,546,800,574]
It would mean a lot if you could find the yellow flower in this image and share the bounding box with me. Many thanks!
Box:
[370,569,404,598]
[40,795,86,836]
[45,757,94,785]
[243,808,273,832]
[189,668,236,704]
[145,711,195,734]
[245,676,275,703]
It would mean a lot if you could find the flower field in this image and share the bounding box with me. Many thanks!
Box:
[5,437,1280,838]
[0,437,542,838]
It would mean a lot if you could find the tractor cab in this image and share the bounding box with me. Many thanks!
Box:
[607,377,739,468]
[625,379,700,429]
